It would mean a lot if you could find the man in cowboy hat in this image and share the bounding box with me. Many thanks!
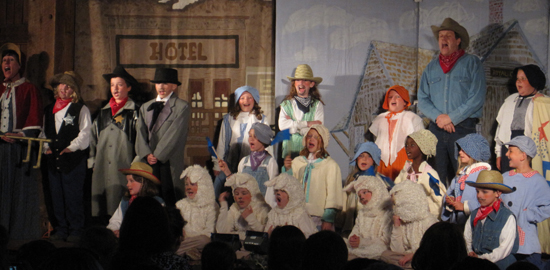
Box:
[464,170,518,269]
[42,71,92,242]
[90,65,141,217]
[134,67,190,207]
[279,64,325,171]
[0,43,44,240]
[417,18,487,186]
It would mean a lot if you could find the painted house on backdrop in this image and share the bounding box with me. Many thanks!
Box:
[331,19,546,161]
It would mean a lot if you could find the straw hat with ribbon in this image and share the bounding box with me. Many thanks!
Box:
[119,162,160,185]
[466,170,513,194]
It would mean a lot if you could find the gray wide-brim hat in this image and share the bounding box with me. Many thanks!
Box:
[431,17,470,50]
[49,71,83,96]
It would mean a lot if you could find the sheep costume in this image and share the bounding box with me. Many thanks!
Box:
[216,172,270,240]
[264,174,318,238]
[381,180,437,268]
[346,176,392,260]
[175,165,219,257]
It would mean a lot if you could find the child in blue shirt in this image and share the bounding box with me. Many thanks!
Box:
[501,136,550,269]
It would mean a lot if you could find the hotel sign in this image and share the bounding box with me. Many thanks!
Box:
[116,35,239,68]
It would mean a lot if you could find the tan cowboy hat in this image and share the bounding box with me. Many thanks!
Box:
[119,162,160,185]
[431,18,470,50]
[466,170,513,194]
[287,64,323,84]
[0,43,21,64]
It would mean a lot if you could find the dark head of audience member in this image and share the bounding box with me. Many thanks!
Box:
[79,226,118,270]
[0,225,8,270]
[506,261,539,270]
[111,197,181,269]
[301,230,347,270]
[412,222,467,270]
[365,261,403,270]
[165,205,186,251]
[268,225,306,270]
[39,247,103,270]
[201,241,236,270]
[449,256,499,270]
[341,258,380,270]
[16,240,56,270]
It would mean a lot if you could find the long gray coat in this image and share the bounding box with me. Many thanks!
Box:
[134,93,190,200]
[89,99,139,216]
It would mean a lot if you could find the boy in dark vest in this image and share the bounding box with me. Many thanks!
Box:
[464,170,518,269]
[42,71,91,242]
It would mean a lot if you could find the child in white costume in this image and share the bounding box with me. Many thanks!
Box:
[216,173,270,240]
[369,85,424,180]
[338,141,391,234]
[494,65,546,173]
[381,180,437,268]
[264,174,317,238]
[291,124,343,231]
[175,165,219,258]
[395,129,445,217]
[346,176,392,260]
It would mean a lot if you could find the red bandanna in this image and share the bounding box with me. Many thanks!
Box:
[129,195,137,206]
[52,98,72,114]
[110,97,128,116]
[473,198,501,227]
[439,49,465,74]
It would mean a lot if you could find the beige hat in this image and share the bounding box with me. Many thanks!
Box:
[119,162,160,185]
[466,170,513,194]
[431,18,470,50]
[50,71,83,97]
[0,43,21,64]
[407,129,438,158]
[287,64,323,84]
[302,124,330,148]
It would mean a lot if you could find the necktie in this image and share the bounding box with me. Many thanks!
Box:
[147,101,165,130]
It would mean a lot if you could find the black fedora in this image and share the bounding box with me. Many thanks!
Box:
[150,68,181,86]
[103,65,140,89]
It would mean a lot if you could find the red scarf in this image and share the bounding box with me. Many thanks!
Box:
[110,97,128,116]
[52,98,72,114]
[129,195,137,205]
[439,49,465,74]
[473,199,501,227]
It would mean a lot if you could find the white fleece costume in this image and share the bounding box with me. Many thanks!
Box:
[216,173,270,240]
[175,165,219,257]
[381,181,437,268]
[389,180,437,254]
[264,174,317,238]
[346,176,392,260]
